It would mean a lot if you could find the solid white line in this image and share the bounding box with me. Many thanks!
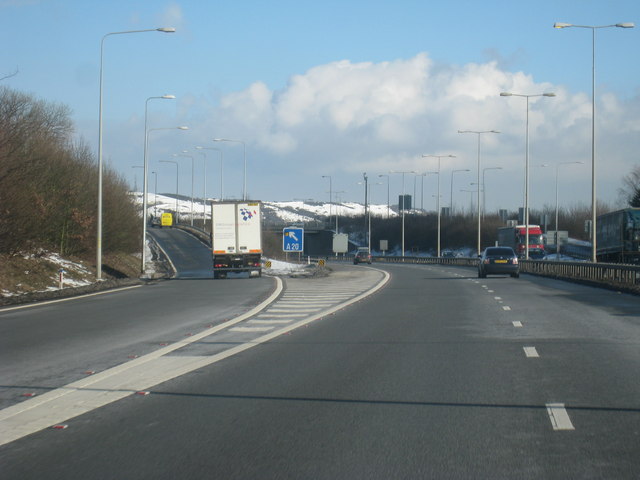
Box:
[230,326,275,332]
[0,277,284,447]
[512,321,523,327]
[248,320,292,324]
[523,346,539,358]
[0,285,143,313]
[546,403,575,431]
[0,269,392,447]
[266,308,320,313]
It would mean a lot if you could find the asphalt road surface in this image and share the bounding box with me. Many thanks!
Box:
[147,226,214,278]
[2,259,640,479]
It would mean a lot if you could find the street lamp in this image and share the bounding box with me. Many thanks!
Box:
[173,151,195,226]
[460,189,478,214]
[322,175,333,230]
[450,169,470,214]
[482,166,503,217]
[131,165,143,192]
[159,160,179,219]
[196,146,224,201]
[213,138,246,200]
[458,130,500,256]
[423,154,455,257]
[390,170,416,256]
[378,174,390,219]
[151,171,158,218]
[96,26,175,280]
[142,94,176,271]
[333,190,347,234]
[554,21,634,262]
[141,126,187,274]
[554,161,584,259]
[500,92,555,259]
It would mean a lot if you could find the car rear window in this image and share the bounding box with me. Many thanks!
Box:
[486,248,514,256]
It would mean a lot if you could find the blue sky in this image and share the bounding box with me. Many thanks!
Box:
[2,0,639,213]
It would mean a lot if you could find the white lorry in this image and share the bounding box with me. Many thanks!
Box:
[210,201,263,279]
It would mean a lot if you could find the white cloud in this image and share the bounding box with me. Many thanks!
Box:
[166,53,640,207]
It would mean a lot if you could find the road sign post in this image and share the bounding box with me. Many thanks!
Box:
[283,227,304,253]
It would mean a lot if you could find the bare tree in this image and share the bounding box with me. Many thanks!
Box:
[619,165,640,208]
[0,67,18,82]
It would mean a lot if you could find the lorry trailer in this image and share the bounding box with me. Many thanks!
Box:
[596,208,640,264]
[210,201,263,279]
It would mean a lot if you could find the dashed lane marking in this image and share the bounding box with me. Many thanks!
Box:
[502,306,511,311]
[512,321,523,327]
[546,403,575,431]
[523,346,539,358]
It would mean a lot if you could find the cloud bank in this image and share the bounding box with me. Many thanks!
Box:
[166,52,639,208]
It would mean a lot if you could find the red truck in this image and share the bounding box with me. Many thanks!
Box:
[497,224,545,259]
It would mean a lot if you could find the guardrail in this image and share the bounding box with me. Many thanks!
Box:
[313,254,640,290]
[519,259,640,288]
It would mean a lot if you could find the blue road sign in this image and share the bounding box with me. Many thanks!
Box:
[283,227,304,252]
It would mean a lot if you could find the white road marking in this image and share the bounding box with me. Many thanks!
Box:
[266,308,320,313]
[512,321,523,327]
[0,285,143,312]
[0,269,392,447]
[494,296,502,300]
[256,313,308,318]
[248,319,292,324]
[546,403,575,431]
[523,346,539,358]
[488,290,494,293]
[503,306,511,311]
[230,326,275,332]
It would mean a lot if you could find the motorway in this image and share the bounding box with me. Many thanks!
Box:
[1,228,640,478]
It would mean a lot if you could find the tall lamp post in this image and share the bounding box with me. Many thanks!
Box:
[458,130,500,256]
[173,151,195,226]
[142,94,176,272]
[97,26,175,280]
[213,138,246,200]
[555,161,583,259]
[141,126,187,274]
[390,170,416,256]
[322,175,333,230]
[151,171,158,218]
[500,92,555,259]
[422,154,455,257]
[378,174,390,219]
[450,169,470,214]
[554,21,634,262]
[159,160,179,219]
[196,146,224,201]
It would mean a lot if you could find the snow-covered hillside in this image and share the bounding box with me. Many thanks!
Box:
[134,193,398,225]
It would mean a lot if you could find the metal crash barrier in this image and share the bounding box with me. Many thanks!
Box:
[312,255,640,290]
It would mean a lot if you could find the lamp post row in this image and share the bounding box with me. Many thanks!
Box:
[99,22,633,277]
